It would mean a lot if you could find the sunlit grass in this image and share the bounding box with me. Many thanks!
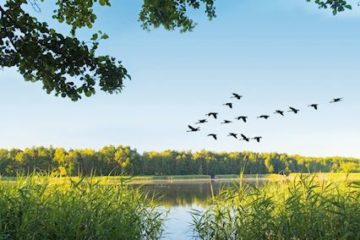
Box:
[193,174,360,240]
[0,176,164,240]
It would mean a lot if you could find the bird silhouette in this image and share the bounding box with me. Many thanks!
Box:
[223,103,233,109]
[274,110,284,116]
[187,125,200,132]
[257,115,270,120]
[288,107,300,114]
[252,136,262,143]
[206,112,218,119]
[228,132,238,139]
[330,97,343,103]
[207,134,217,140]
[231,93,242,100]
[240,134,250,142]
[221,120,232,124]
[196,119,208,124]
[235,116,248,123]
[308,104,318,110]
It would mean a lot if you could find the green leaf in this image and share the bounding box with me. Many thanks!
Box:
[101,33,109,40]
[91,33,98,41]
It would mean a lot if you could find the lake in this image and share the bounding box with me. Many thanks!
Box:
[132,179,259,240]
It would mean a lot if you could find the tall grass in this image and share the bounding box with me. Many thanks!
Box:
[192,175,360,240]
[0,176,164,240]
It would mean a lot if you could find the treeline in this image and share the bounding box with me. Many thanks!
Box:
[0,146,359,176]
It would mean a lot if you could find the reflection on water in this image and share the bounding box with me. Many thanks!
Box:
[131,180,260,240]
[132,181,238,207]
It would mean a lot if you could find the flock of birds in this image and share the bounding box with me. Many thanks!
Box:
[187,93,343,142]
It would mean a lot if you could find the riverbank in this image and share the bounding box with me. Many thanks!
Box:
[1,173,360,184]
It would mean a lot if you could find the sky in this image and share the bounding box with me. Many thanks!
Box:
[0,0,360,157]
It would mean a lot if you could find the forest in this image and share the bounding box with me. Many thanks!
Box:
[0,146,359,176]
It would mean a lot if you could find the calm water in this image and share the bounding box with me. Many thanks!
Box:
[132,180,255,240]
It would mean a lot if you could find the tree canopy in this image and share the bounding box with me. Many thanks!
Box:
[0,0,352,100]
[0,146,359,176]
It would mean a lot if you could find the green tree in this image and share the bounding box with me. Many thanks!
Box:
[0,0,351,100]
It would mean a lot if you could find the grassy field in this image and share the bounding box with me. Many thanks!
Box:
[193,174,360,240]
[0,176,164,240]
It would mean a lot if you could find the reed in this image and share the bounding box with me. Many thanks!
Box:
[0,176,164,240]
[192,175,360,240]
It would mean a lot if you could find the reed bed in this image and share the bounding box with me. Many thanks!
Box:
[0,176,164,240]
[192,175,360,240]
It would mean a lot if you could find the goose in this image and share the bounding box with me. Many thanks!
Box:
[308,104,318,110]
[207,134,217,140]
[252,136,262,143]
[231,93,242,100]
[221,120,232,124]
[257,115,270,120]
[274,110,284,116]
[206,112,218,119]
[330,98,343,103]
[235,116,248,123]
[196,119,208,124]
[223,103,233,109]
[187,125,200,132]
[240,134,250,142]
[288,107,300,114]
[228,133,238,139]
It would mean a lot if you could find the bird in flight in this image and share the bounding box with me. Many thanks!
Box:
[231,93,242,100]
[235,116,248,123]
[187,125,200,132]
[196,119,208,124]
[252,136,262,143]
[206,112,218,119]
[308,104,318,110]
[288,107,300,114]
[240,134,250,142]
[330,98,343,103]
[274,110,284,116]
[223,103,233,109]
[221,120,232,124]
[257,115,270,120]
[228,133,238,139]
[207,134,217,140]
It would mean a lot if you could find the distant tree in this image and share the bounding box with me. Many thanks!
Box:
[0,0,352,100]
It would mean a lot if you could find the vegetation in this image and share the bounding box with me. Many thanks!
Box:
[192,175,360,240]
[0,176,164,239]
[0,0,352,100]
[0,146,360,176]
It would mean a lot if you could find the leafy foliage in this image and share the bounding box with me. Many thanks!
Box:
[0,146,359,176]
[139,0,216,32]
[307,0,352,15]
[0,0,128,101]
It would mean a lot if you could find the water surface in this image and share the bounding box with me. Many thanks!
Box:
[132,179,259,239]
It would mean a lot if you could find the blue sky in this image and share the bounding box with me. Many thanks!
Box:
[1,0,360,157]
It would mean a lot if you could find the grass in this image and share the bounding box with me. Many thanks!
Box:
[192,174,360,240]
[0,176,164,240]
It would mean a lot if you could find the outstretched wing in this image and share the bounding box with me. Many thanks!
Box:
[188,125,196,131]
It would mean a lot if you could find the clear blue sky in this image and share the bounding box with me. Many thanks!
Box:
[1,0,359,157]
